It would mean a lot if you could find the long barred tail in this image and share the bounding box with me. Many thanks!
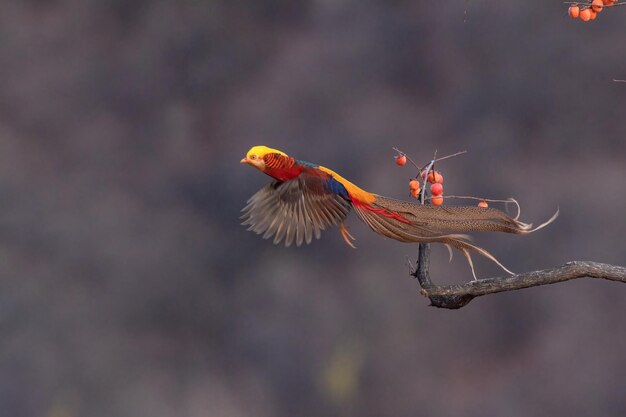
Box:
[353,195,558,277]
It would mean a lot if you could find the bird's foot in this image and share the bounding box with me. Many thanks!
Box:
[340,223,356,248]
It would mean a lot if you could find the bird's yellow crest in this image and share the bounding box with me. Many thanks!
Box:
[245,146,288,160]
[241,146,289,171]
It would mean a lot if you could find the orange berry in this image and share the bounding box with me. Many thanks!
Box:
[568,4,580,18]
[591,0,603,12]
[589,9,598,19]
[579,7,592,20]
[410,188,420,199]
[430,183,443,196]
[425,170,444,184]
[431,195,444,206]
[409,179,420,191]
[603,0,615,5]
[395,154,407,166]
[478,200,489,208]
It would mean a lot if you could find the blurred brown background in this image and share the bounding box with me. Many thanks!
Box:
[0,1,625,416]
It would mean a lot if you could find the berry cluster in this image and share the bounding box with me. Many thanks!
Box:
[394,150,494,209]
[406,171,444,205]
[568,0,616,21]
[421,170,445,206]
[395,151,446,206]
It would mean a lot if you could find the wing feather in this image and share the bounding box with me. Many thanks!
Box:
[241,174,352,246]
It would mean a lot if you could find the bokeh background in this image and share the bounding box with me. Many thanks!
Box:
[1,1,625,416]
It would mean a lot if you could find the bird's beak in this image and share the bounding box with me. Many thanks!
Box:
[240,157,248,164]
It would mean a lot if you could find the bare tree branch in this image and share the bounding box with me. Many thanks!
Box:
[411,243,626,309]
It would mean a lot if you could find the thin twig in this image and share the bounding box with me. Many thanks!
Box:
[391,148,466,176]
[391,147,421,174]
[420,157,436,203]
[432,150,467,163]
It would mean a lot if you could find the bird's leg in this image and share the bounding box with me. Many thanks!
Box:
[340,223,356,248]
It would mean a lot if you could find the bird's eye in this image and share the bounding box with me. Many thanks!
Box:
[250,155,257,160]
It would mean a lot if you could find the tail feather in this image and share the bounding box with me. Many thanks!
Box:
[440,235,515,278]
[353,194,558,276]
[372,195,538,234]
[521,207,560,234]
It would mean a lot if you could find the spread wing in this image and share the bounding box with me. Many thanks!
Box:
[241,174,352,247]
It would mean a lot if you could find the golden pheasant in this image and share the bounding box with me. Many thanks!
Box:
[240,146,557,276]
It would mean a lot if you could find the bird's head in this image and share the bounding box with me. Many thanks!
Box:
[240,146,288,172]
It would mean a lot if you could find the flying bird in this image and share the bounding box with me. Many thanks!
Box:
[240,146,557,277]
